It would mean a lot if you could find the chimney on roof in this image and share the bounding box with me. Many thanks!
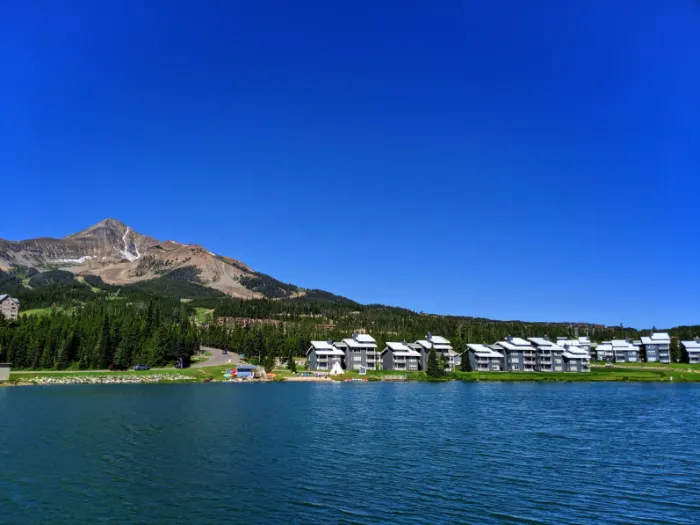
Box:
[352,331,358,340]
[402,339,407,345]
[427,332,432,341]
[506,335,512,343]
[327,339,332,345]
[543,335,549,341]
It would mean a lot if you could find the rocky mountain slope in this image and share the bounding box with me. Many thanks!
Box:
[0,218,299,299]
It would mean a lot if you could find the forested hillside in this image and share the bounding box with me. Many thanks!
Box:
[1,265,699,371]
[0,298,199,370]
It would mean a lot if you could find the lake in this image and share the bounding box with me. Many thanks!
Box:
[1,382,699,524]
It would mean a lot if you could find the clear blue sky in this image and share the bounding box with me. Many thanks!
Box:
[1,1,698,328]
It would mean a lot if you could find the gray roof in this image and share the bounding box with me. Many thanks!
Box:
[498,338,533,351]
[641,333,671,345]
[385,342,412,352]
[0,294,19,304]
[466,344,504,358]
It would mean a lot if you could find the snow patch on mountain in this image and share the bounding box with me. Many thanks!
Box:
[53,256,95,264]
[120,227,140,262]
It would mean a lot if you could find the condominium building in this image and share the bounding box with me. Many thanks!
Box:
[528,337,565,372]
[496,337,536,372]
[640,332,671,363]
[464,344,504,372]
[414,333,457,371]
[680,339,700,364]
[560,343,591,372]
[381,341,421,371]
[611,340,639,363]
[335,332,380,371]
[556,336,591,356]
[594,342,614,361]
[306,340,345,371]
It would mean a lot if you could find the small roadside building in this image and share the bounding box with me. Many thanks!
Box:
[307,340,345,371]
[236,365,258,378]
[381,341,421,371]
[640,332,671,363]
[414,333,457,371]
[464,344,504,372]
[0,295,20,321]
[680,339,700,364]
[0,363,10,382]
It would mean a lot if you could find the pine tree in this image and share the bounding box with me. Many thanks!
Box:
[438,353,448,373]
[97,316,112,369]
[287,350,297,373]
[254,329,265,365]
[426,348,443,378]
[460,350,473,372]
[670,339,681,363]
[56,333,76,370]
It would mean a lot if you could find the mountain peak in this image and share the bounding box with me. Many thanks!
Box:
[65,218,140,241]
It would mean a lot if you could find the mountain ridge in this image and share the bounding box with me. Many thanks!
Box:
[0,219,307,300]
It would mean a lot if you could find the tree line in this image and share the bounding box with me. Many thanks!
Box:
[2,271,698,371]
[0,298,200,370]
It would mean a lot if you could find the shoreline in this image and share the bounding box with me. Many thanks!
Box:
[3,366,700,387]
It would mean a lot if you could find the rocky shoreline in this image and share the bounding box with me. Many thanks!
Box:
[10,374,194,386]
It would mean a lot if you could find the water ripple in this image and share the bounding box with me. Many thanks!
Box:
[1,382,699,524]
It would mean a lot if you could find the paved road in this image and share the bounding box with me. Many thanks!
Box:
[192,347,243,368]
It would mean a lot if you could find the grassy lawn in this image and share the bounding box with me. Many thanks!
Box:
[8,364,700,385]
[455,369,700,382]
[325,368,700,383]
[20,306,76,317]
[602,362,700,371]
[193,307,214,324]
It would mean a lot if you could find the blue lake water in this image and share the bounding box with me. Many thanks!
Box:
[1,382,699,524]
